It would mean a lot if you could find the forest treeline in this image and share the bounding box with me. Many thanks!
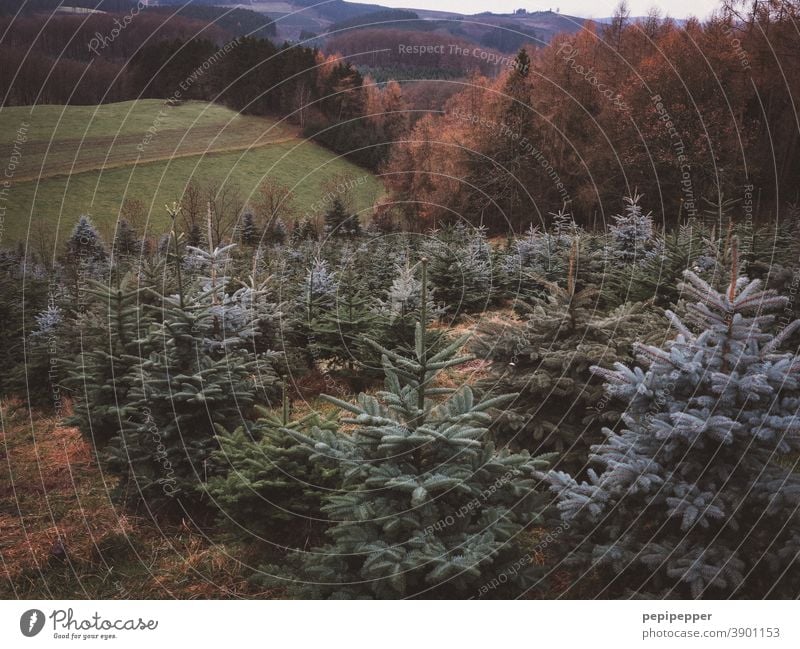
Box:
[383,1,800,230]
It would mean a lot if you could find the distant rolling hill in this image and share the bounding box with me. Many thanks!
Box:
[1,100,382,245]
[207,2,594,83]
[148,1,591,47]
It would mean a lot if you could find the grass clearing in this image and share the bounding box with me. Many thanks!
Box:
[0,100,382,245]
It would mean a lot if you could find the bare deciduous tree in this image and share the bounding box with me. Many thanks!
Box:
[255,178,296,231]
[204,181,243,248]
[119,197,146,234]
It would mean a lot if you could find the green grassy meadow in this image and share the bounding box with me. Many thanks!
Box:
[0,100,382,244]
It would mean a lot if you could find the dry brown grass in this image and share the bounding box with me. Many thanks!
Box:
[0,399,268,599]
[430,314,512,390]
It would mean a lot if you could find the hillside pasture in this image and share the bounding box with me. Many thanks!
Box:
[0,100,382,244]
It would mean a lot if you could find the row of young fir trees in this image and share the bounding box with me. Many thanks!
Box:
[7,190,800,598]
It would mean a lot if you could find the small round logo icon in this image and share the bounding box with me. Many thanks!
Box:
[20,609,45,637]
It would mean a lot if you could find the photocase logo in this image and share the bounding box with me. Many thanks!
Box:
[20,609,45,637]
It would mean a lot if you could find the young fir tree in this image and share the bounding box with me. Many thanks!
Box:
[185,221,204,248]
[0,256,49,398]
[368,208,399,234]
[500,220,575,308]
[64,274,148,449]
[323,198,360,238]
[113,218,141,260]
[608,192,659,265]
[693,219,739,289]
[24,299,72,409]
[546,247,800,597]
[63,216,110,299]
[475,239,658,466]
[268,260,554,598]
[106,205,258,513]
[263,217,288,245]
[377,258,441,351]
[604,221,704,307]
[225,258,291,393]
[361,234,414,297]
[291,216,318,244]
[424,225,493,317]
[278,255,336,370]
[206,384,339,541]
[239,210,259,246]
[310,264,381,386]
[188,241,265,351]
[301,256,337,325]
[742,218,800,325]
[66,215,109,267]
[550,205,576,240]
[136,254,176,313]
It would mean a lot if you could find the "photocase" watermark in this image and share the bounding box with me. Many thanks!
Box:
[88,0,146,55]
[556,43,629,112]
[139,405,180,497]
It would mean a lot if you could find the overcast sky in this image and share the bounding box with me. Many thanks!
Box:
[346,0,722,19]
